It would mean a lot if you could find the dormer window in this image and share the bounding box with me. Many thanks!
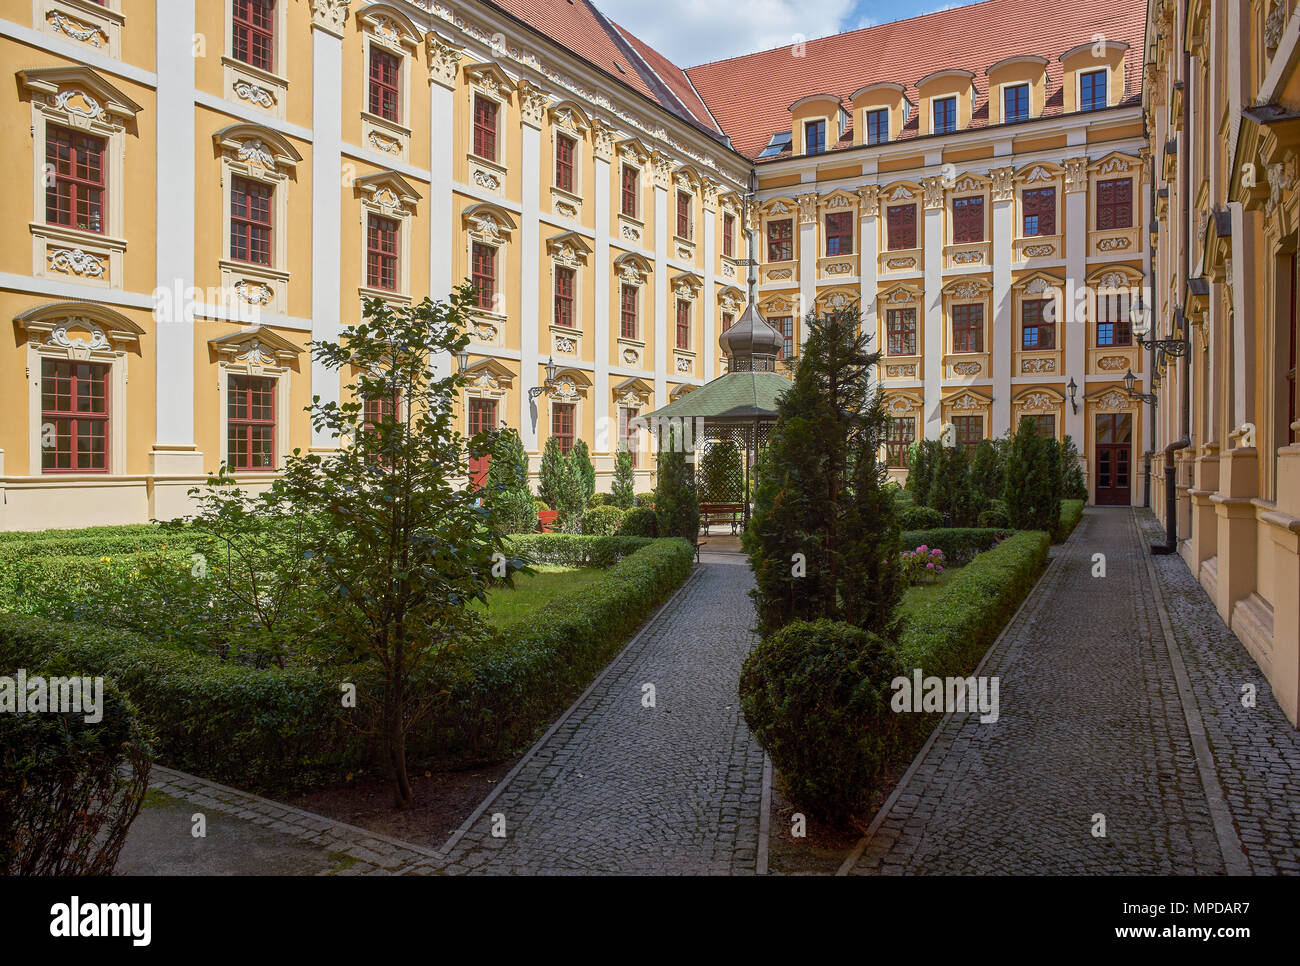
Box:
[1080,70,1107,111]
[865,109,889,145]
[933,97,957,134]
[805,119,826,155]
[1004,84,1029,123]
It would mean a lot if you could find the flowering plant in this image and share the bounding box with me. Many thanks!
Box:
[900,545,946,585]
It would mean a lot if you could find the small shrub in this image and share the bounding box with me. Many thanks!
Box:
[1057,498,1085,541]
[900,527,1004,565]
[977,501,1009,529]
[587,492,608,508]
[898,505,944,530]
[618,506,658,537]
[494,489,544,534]
[634,492,656,508]
[739,619,898,823]
[611,451,636,509]
[900,545,946,585]
[533,500,551,513]
[581,505,626,536]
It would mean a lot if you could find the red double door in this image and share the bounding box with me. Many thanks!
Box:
[468,398,496,488]
[1094,413,1132,506]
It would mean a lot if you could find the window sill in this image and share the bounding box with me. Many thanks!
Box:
[468,154,506,194]
[222,56,289,120]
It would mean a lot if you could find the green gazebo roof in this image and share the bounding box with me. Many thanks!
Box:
[644,371,789,422]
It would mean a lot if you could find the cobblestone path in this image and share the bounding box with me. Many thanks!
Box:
[844,507,1300,875]
[436,550,766,875]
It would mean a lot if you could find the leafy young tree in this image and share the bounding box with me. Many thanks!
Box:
[653,429,700,540]
[611,449,636,509]
[744,305,902,636]
[569,439,597,507]
[269,285,512,807]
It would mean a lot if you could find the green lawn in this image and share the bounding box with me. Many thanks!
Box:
[473,565,607,628]
[896,566,963,620]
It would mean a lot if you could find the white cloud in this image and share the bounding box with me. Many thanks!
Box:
[593,0,858,66]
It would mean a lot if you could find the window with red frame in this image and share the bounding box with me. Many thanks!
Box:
[1028,414,1055,438]
[621,164,639,217]
[825,212,853,255]
[675,299,691,350]
[1096,292,1132,346]
[952,303,984,352]
[1021,298,1055,349]
[233,0,274,72]
[46,126,105,234]
[722,213,735,257]
[363,391,398,431]
[551,402,575,455]
[767,219,793,261]
[1096,178,1133,230]
[886,416,915,468]
[953,415,982,453]
[467,397,496,487]
[230,176,273,266]
[886,204,917,250]
[721,312,734,332]
[369,48,400,122]
[1290,254,1298,444]
[619,405,639,467]
[620,284,638,339]
[772,316,794,359]
[471,242,496,311]
[41,359,108,473]
[887,308,917,356]
[555,134,575,192]
[366,214,399,291]
[473,95,497,161]
[227,374,275,471]
[1022,187,1056,236]
[676,191,692,239]
[952,196,984,244]
[554,266,576,328]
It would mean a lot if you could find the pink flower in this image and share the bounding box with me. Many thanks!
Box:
[926,562,935,570]
[917,545,929,553]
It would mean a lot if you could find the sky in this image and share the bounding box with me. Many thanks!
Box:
[594,0,967,67]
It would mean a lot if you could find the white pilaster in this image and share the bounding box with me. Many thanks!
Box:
[922,204,944,438]
[310,22,344,450]
[427,34,459,379]
[798,192,817,342]
[702,190,717,382]
[858,186,879,348]
[653,173,668,406]
[593,152,612,452]
[519,117,542,450]
[1064,156,1089,447]
[151,0,200,474]
[991,183,1014,438]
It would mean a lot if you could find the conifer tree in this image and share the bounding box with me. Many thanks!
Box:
[611,450,636,509]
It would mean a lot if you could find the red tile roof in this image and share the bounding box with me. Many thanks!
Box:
[683,0,1148,159]
[611,22,721,134]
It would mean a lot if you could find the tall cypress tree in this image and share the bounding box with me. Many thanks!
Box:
[653,429,700,540]
[744,304,901,636]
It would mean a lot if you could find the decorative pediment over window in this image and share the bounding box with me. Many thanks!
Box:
[949,171,991,194]
[1089,151,1141,176]
[546,231,592,266]
[883,391,924,415]
[548,100,591,134]
[462,202,517,241]
[1013,271,1066,295]
[942,277,993,299]
[1013,386,1065,411]
[671,271,704,300]
[718,191,743,215]
[614,251,652,284]
[208,327,301,368]
[882,181,922,203]
[355,171,421,216]
[670,383,696,401]
[942,387,993,410]
[15,302,144,356]
[617,137,651,163]
[1085,386,1136,411]
[673,164,701,192]
[717,285,745,315]
[464,357,515,391]
[820,190,857,211]
[213,124,302,173]
[1086,264,1142,290]
[1016,161,1063,184]
[816,287,859,312]
[878,282,923,306]
[549,367,591,402]
[357,3,421,52]
[463,62,514,100]
[762,197,796,216]
[17,66,142,126]
[758,293,793,313]
[614,376,653,407]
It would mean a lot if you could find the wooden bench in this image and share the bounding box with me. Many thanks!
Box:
[698,502,744,536]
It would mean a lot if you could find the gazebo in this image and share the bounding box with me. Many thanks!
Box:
[642,297,788,531]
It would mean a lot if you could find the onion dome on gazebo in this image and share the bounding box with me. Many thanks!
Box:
[718,300,784,372]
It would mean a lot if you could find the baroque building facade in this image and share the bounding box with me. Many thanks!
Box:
[1144,0,1300,725]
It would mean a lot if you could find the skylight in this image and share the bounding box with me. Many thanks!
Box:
[757,131,792,159]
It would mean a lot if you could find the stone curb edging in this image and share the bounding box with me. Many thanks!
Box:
[1133,511,1252,876]
[147,764,443,875]
[835,522,1079,876]
[436,563,709,859]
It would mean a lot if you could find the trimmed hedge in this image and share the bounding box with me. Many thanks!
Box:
[0,535,695,791]
[617,506,658,537]
[893,529,1050,680]
[897,505,943,530]
[580,505,626,536]
[1057,499,1085,542]
[898,527,1007,565]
